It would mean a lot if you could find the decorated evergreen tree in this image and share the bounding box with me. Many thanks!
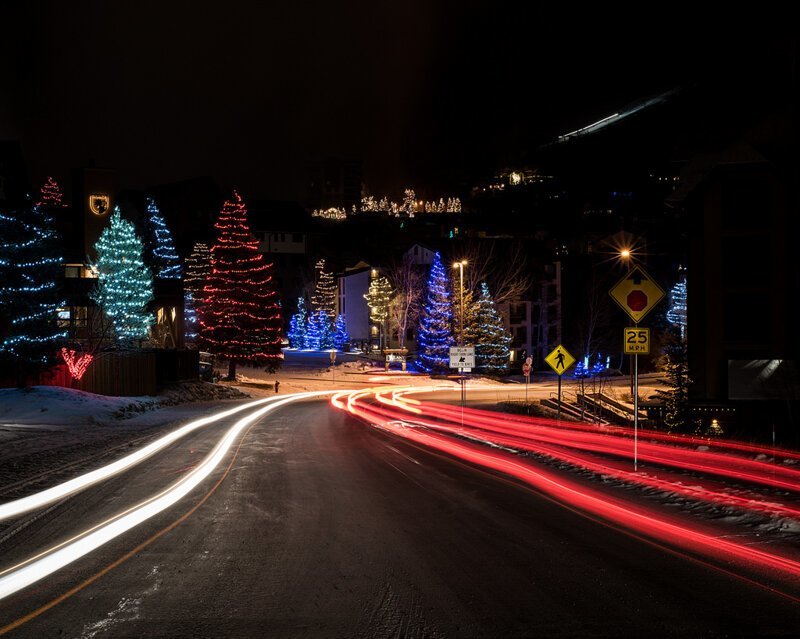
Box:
[144,197,182,279]
[305,310,322,350]
[198,192,282,378]
[333,314,349,350]
[184,242,211,341]
[364,275,393,350]
[287,297,308,348]
[666,277,687,339]
[316,310,334,349]
[311,259,337,319]
[416,252,453,373]
[36,176,66,208]
[472,282,511,375]
[91,207,154,343]
[655,334,692,433]
[0,193,66,379]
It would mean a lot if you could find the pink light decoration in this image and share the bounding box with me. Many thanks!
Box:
[60,347,93,380]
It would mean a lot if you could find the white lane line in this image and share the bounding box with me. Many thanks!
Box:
[0,396,285,522]
[0,390,339,600]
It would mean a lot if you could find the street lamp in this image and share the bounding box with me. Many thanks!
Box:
[619,248,631,260]
[452,260,467,345]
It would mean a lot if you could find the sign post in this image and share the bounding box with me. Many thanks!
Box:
[450,346,475,426]
[522,356,532,405]
[329,349,337,385]
[545,345,575,422]
[610,267,664,471]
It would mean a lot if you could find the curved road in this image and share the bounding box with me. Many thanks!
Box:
[1,399,799,637]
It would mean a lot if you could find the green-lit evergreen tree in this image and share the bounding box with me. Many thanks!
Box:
[91,207,154,344]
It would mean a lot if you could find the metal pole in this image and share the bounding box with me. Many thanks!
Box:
[634,352,639,472]
[557,375,562,422]
[459,264,464,345]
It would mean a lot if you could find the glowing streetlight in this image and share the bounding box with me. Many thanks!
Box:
[620,248,631,260]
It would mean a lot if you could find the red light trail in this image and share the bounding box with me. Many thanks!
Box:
[332,387,800,595]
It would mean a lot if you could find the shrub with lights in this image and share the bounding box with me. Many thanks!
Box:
[416,252,453,373]
[91,207,154,344]
[198,192,282,378]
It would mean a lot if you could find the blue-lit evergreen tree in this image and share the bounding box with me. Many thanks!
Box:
[144,197,182,279]
[317,310,334,349]
[0,188,66,379]
[287,297,308,348]
[472,282,511,375]
[416,252,453,373]
[333,314,349,350]
[305,309,321,350]
[666,278,687,339]
[91,207,154,343]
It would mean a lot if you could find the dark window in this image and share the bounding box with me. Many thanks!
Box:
[292,233,302,243]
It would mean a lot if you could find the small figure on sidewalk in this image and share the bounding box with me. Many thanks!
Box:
[274,380,280,393]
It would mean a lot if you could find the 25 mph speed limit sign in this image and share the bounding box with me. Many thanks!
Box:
[624,327,650,355]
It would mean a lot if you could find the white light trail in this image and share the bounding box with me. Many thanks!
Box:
[0,396,287,522]
[0,390,337,600]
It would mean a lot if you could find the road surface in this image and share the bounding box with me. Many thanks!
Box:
[1,398,799,637]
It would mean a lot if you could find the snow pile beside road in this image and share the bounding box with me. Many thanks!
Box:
[0,386,150,425]
[0,382,249,426]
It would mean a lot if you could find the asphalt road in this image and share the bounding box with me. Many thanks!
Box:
[2,399,799,638]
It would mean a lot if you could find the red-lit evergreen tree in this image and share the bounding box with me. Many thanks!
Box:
[198,192,282,378]
[36,177,66,208]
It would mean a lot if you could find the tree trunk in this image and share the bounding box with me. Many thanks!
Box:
[227,359,237,381]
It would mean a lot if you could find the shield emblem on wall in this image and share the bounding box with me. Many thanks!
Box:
[89,194,110,215]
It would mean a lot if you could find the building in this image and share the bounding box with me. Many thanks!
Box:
[337,262,372,347]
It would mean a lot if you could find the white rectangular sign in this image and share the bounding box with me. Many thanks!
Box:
[449,346,475,368]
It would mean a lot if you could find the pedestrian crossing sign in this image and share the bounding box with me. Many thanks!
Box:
[545,345,575,376]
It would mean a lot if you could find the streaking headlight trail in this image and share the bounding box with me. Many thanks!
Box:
[0,390,337,601]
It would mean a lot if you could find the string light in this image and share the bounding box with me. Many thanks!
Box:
[60,347,93,380]
[667,278,687,339]
[198,192,282,372]
[90,206,154,342]
[145,197,182,279]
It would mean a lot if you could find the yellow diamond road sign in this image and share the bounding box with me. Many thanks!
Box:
[609,266,665,323]
[545,345,575,376]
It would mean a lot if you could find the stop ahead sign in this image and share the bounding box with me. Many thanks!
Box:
[609,266,665,323]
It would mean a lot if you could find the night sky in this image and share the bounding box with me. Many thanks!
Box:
[0,2,787,201]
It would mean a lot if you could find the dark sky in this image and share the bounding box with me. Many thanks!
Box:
[0,2,789,201]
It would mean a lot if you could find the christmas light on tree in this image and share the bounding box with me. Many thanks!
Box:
[287,297,308,348]
[198,192,282,377]
[416,252,453,373]
[316,310,334,349]
[91,207,154,343]
[312,259,337,319]
[0,194,66,375]
[184,242,211,341]
[144,197,182,279]
[37,177,66,208]
[472,282,511,375]
[666,278,687,339]
[364,275,393,350]
[333,314,349,350]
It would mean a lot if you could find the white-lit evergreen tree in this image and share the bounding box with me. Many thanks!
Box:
[184,242,211,341]
[472,282,511,375]
[91,207,154,343]
[0,190,66,376]
[364,275,393,349]
[417,252,453,373]
[312,259,337,319]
